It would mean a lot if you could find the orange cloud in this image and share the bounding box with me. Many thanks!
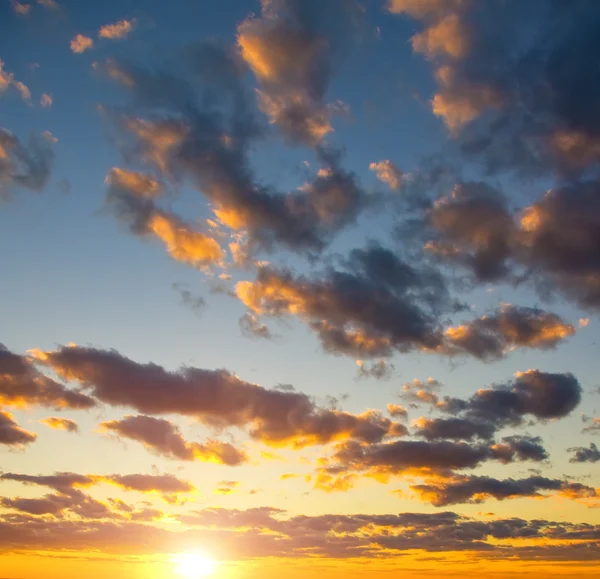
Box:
[369,160,404,190]
[98,19,136,40]
[40,416,79,432]
[0,411,37,446]
[70,34,94,54]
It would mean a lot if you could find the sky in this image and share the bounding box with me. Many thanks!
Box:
[1,0,599,578]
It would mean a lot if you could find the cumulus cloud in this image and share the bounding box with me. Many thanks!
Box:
[40,417,79,433]
[237,0,363,146]
[569,443,600,464]
[100,414,247,465]
[98,19,136,40]
[0,411,37,446]
[70,34,94,54]
[440,305,575,360]
[99,50,368,258]
[31,344,407,448]
[369,160,404,190]
[386,404,408,420]
[237,243,460,358]
[0,344,96,410]
[582,417,600,435]
[0,129,56,198]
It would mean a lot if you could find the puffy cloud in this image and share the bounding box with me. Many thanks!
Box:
[441,305,575,360]
[0,129,56,198]
[100,414,247,465]
[569,443,600,464]
[0,344,96,410]
[237,243,459,358]
[98,19,136,40]
[386,404,408,420]
[356,360,394,380]
[411,474,599,506]
[0,60,31,103]
[40,93,52,108]
[40,417,79,432]
[237,0,362,145]
[0,411,36,446]
[70,34,94,54]
[31,344,407,448]
[100,50,368,256]
[413,416,496,441]
[316,436,542,490]
[369,160,404,190]
[429,371,582,441]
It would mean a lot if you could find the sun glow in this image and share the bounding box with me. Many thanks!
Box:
[172,552,218,578]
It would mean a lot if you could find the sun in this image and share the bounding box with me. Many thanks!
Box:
[172,552,219,578]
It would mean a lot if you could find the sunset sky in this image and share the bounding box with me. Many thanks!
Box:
[1,0,600,577]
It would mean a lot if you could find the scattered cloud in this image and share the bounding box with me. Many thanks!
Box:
[369,160,404,190]
[40,417,79,433]
[100,414,247,465]
[0,411,37,446]
[98,19,136,40]
[70,34,94,54]
[40,93,53,108]
[569,443,600,463]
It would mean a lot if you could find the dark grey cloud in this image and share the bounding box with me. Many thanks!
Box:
[411,474,598,507]
[569,443,600,464]
[0,344,96,410]
[0,128,56,199]
[32,344,407,448]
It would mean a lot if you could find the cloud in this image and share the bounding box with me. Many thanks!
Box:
[11,1,31,15]
[582,417,600,435]
[0,344,96,410]
[40,417,79,433]
[40,93,52,108]
[104,167,224,267]
[236,243,459,358]
[369,160,404,190]
[37,0,60,9]
[98,19,136,40]
[411,474,599,506]
[173,283,206,317]
[31,344,407,448]
[0,129,56,198]
[0,60,31,103]
[98,41,368,258]
[214,480,240,495]
[569,443,600,464]
[356,360,394,380]
[419,371,582,444]
[99,414,247,465]
[0,411,37,446]
[0,501,597,561]
[239,312,274,340]
[70,34,94,54]
[1,471,195,504]
[237,0,363,146]
[440,305,575,360]
[386,404,408,420]
[315,436,546,492]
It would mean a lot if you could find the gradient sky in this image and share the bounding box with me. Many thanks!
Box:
[1,1,599,578]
